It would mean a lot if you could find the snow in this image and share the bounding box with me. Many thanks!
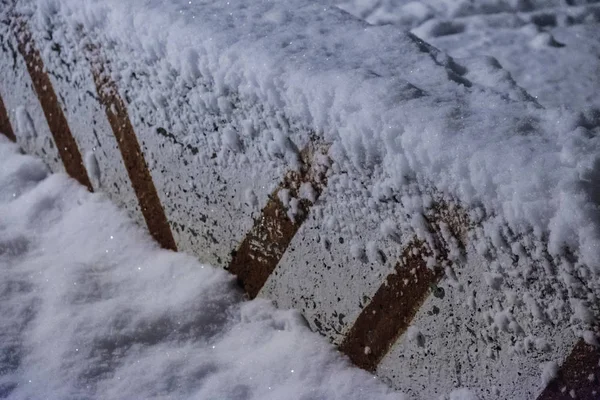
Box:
[483,272,503,290]
[0,136,403,399]
[298,182,317,203]
[2,0,600,397]
[339,1,600,111]
[448,388,480,400]
[540,360,559,386]
[12,0,599,274]
[380,219,402,243]
[583,330,600,347]
[350,242,368,263]
[244,188,258,209]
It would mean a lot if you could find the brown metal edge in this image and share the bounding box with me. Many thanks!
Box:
[12,17,597,396]
[339,201,469,372]
[339,239,443,371]
[228,141,330,298]
[86,48,177,251]
[14,21,93,191]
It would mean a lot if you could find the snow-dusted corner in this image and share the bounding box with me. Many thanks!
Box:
[0,0,599,398]
[0,136,403,399]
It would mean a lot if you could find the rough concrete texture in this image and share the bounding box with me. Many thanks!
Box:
[378,246,577,399]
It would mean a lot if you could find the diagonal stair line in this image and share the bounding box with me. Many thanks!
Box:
[13,20,93,191]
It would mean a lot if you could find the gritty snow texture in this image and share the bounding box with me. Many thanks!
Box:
[0,136,404,399]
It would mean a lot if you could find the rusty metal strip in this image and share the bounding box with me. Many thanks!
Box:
[339,203,468,372]
[228,141,329,298]
[0,92,16,142]
[14,22,93,191]
[86,49,177,251]
[339,240,443,371]
[536,339,600,400]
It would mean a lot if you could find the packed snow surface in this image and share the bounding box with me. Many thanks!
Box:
[0,136,403,399]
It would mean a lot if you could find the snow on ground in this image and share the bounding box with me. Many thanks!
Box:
[0,136,404,399]
[412,5,600,111]
[337,0,600,110]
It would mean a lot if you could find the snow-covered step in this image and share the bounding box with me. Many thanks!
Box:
[1,1,599,398]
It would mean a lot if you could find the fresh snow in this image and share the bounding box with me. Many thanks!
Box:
[337,1,600,109]
[0,136,403,399]
[2,0,600,397]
